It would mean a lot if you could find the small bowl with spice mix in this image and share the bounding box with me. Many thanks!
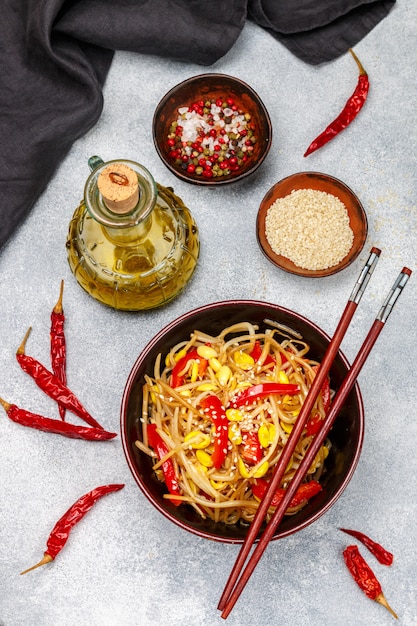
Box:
[152,73,272,185]
[257,172,368,277]
[121,300,364,544]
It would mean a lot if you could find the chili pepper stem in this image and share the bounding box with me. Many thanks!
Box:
[0,396,11,412]
[53,280,64,314]
[20,553,54,575]
[349,48,367,76]
[16,327,32,355]
[375,593,398,619]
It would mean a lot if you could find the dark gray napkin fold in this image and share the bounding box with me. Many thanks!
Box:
[248,0,396,64]
[0,0,395,251]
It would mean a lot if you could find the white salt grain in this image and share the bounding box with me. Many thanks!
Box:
[265,188,354,270]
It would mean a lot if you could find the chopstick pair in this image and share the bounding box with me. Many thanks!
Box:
[218,248,411,619]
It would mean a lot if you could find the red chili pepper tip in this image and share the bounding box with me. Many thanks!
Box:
[343,545,398,619]
[339,528,394,566]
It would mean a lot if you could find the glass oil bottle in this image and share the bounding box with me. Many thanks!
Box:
[66,156,200,311]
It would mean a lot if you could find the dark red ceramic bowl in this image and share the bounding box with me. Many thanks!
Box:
[121,300,364,544]
[152,73,272,185]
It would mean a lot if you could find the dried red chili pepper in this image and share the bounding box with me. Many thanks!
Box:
[50,280,67,420]
[20,483,124,574]
[252,478,322,508]
[0,397,117,441]
[304,48,369,157]
[343,545,397,619]
[16,327,104,430]
[340,528,394,566]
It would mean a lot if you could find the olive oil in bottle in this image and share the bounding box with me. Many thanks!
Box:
[66,156,199,311]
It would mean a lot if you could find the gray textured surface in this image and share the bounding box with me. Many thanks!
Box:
[1,4,416,626]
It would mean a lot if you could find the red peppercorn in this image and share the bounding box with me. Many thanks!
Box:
[187,164,196,173]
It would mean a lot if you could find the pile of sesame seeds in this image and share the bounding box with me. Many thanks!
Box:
[265,188,354,271]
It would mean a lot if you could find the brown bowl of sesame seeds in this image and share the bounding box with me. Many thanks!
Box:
[152,73,272,185]
[257,172,368,277]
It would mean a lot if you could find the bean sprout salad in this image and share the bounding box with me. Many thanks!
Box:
[135,320,331,526]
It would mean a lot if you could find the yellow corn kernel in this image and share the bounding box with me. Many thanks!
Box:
[253,460,269,478]
[174,348,187,363]
[233,351,255,370]
[217,365,232,386]
[236,381,252,390]
[209,357,222,372]
[228,422,242,445]
[188,479,198,496]
[268,423,276,443]
[278,370,290,384]
[210,479,227,490]
[238,457,251,478]
[196,449,214,468]
[150,384,160,404]
[184,431,211,449]
[292,409,300,417]
[258,423,271,448]
[196,383,217,392]
[190,361,199,382]
[179,389,192,397]
[226,408,243,422]
[197,345,218,360]
[280,420,293,434]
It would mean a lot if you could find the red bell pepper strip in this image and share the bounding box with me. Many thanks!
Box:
[199,395,228,469]
[170,348,208,388]
[241,431,263,465]
[252,478,322,508]
[306,412,324,437]
[229,382,299,408]
[147,423,181,506]
[249,341,275,366]
[306,366,331,436]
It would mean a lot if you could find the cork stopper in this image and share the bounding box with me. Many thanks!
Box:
[97,163,139,214]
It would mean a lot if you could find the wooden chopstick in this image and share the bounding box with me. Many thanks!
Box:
[217,247,380,612]
[219,266,411,619]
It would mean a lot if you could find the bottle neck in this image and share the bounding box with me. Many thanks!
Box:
[84,157,157,230]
